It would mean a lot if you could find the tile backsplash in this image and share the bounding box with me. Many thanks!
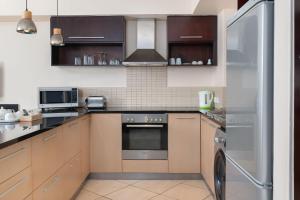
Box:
[80,67,224,108]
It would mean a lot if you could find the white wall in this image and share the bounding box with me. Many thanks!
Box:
[273,0,293,199]
[167,9,235,87]
[0,21,127,109]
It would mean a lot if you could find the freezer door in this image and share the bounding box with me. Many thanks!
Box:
[226,1,274,184]
[226,156,272,200]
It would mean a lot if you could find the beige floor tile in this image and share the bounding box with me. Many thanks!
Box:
[133,180,182,194]
[163,184,210,200]
[84,180,127,196]
[117,180,140,185]
[151,195,175,200]
[182,180,209,190]
[204,195,215,200]
[95,197,111,200]
[75,189,102,200]
[106,186,157,200]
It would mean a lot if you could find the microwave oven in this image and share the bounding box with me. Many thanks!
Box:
[38,87,79,109]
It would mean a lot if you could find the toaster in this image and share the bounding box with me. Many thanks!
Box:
[85,96,106,109]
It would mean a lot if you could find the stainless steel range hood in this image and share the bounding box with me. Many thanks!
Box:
[123,19,168,66]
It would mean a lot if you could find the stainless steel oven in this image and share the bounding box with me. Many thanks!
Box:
[38,87,79,109]
[122,113,168,160]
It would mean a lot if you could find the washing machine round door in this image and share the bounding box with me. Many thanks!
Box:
[214,150,226,200]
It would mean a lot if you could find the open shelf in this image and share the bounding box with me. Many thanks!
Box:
[51,43,125,66]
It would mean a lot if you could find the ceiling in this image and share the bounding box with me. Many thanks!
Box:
[193,0,237,14]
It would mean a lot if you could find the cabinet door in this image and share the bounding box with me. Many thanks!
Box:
[0,167,32,200]
[80,116,90,180]
[0,139,31,184]
[90,114,122,172]
[201,116,220,193]
[62,120,81,162]
[32,128,64,189]
[168,114,201,173]
[167,16,217,42]
[51,16,126,43]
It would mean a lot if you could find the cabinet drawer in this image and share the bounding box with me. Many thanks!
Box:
[33,167,65,200]
[167,16,217,42]
[62,154,81,200]
[0,140,31,184]
[51,16,126,43]
[0,167,32,200]
[62,120,81,162]
[32,128,64,189]
[122,160,168,173]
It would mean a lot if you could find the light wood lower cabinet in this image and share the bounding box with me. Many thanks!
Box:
[31,128,64,189]
[33,165,66,200]
[62,120,81,162]
[90,114,122,172]
[80,116,90,180]
[168,113,201,173]
[201,115,220,193]
[33,154,81,200]
[122,160,169,173]
[0,139,31,185]
[0,167,32,200]
[62,154,81,200]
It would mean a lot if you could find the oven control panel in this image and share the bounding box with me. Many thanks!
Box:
[122,113,168,124]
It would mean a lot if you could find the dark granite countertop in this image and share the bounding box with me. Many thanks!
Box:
[0,107,225,150]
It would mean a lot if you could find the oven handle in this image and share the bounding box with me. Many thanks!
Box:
[126,124,164,128]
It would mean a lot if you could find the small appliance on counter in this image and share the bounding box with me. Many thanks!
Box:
[199,91,215,110]
[85,96,106,109]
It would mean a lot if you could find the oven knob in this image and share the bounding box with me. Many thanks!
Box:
[130,118,135,122]
[159,118,163,122]
[154,118,158,122]
[150,118,153,122]
[127,118,130,122]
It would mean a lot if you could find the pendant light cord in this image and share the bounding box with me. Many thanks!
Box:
[25,0,28,11]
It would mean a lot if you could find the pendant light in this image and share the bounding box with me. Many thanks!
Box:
[50,0,64,46]
[16,0,37,34]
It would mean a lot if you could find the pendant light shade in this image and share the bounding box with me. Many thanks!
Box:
[16,0,37,34]
[50,28,64,46]
[50,0,64,46]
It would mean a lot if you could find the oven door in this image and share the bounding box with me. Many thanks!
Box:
[122,124,168,160]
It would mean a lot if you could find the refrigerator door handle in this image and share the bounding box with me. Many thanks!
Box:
[226,155,273,190]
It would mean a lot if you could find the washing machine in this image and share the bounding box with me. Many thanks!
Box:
[214,128,226,200]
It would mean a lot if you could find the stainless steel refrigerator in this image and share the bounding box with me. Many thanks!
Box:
[225,0,274,200]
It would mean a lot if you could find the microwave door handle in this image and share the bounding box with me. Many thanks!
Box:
[126,125,164,128]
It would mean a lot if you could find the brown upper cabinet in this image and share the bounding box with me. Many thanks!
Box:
[50,16,126,43]
[167,16,218,66]
[167,16,217,43]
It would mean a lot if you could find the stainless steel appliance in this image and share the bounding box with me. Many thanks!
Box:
[122,113,168,160]
[38,87,79,109]
[85,96,106,109]
[122,19,168,66]
[214,128,226,200]
[225,1,274,200]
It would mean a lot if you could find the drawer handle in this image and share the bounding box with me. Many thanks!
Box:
[43,133,57,142]
[0,147,25,162]
[179,35,203,39]
[43,176,60,193]
[0,177,27,198]
[175,117,196,119]
[68,122,78,128]
[68,36,105,39]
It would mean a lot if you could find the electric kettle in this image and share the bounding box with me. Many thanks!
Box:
[199,91,215,110]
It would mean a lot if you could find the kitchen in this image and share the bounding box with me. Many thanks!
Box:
[0,0,295,200]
